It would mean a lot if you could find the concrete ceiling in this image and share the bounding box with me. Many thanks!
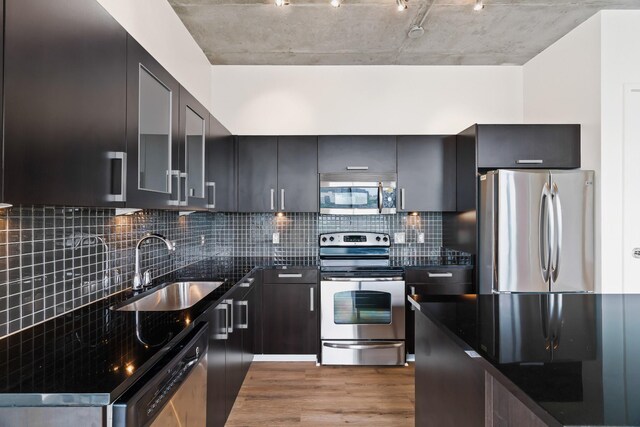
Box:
[168,0,640,65]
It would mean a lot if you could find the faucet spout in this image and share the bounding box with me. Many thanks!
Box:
[133,233,175,291]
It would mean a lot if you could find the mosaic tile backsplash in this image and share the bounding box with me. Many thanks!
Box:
[0,207,469,339]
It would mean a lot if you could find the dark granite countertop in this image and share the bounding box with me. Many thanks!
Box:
[410,293,640,426]
[0,257,317,407]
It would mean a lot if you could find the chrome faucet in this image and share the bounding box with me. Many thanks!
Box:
[133,233,175,291]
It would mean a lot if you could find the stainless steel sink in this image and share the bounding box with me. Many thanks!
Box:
[113,281,223,311]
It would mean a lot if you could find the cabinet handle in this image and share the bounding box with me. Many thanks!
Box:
[401,188,405,210]
[214,304,229,340]
[278,273,303,278]
[239,278,253,288]
[169,170,181,206]
[427,272,453,278]
[236,300,249,329]
[270,189,275,210]
[346,166,369,171]
[205,182,216,209]
[516,159,543,164]
[281,189,285,211]
[107,151,127,202]
[410,286,416,311]
[377,182,383,214]
[180,172,188,206]
[224,299,233,333]
[310,287,314,312]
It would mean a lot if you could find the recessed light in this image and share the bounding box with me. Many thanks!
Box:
[473,0,484,11]
[407,25,424,39]
[396,0,407,11]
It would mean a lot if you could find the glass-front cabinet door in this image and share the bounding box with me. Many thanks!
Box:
[126,35,179,208]
[178,86,209,208]
[138,66,172,194]
[185,106,205,202]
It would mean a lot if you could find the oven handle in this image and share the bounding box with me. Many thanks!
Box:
[323,342,404,350]
[321,277,404,281]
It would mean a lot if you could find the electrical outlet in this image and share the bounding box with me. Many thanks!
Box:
[200,235,206,246]
[272,232,280,244]
[394,232,406,244]
[417,233,425,243]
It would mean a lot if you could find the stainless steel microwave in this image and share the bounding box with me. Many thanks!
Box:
[319,173,397,215]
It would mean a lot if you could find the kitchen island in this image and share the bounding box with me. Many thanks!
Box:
[410,293,640,426]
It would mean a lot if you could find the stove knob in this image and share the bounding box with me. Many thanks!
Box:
[321,237,327,242]
[383,236,388,242]
[376,236,381,242]
[329,236,335,242]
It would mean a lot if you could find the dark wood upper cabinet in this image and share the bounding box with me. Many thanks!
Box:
[205,115,236,212]
[277,136,318,213]
[238,136,318,213]
[474,124,581,169]
[237,136,278,212]
[125,35,179,209]
[318,136,397,173]
[178,87,208,209]
[397,135,456,212]
[0,3,4,203]
[3,0,127,206]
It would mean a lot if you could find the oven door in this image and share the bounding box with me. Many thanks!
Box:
[319,175,396,215]
[320,279,405,340]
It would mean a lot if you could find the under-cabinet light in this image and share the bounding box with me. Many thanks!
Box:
[179,211,196,216]
[331,0,341,7]
[0,203,12,209]
[474,0,484,11]
[275,0,290,6]
[115,208,141,216]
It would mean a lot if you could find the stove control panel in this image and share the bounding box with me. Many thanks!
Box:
[319,232,391,247]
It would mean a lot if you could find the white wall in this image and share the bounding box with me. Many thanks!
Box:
[522,14,603,290]
[96,0,212,111]
[210,66,523,135]
[600,10,640,293]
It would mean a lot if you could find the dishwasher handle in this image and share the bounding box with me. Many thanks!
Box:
[112,322,209,427]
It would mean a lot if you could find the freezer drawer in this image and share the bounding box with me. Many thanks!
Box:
[321,341,405,366]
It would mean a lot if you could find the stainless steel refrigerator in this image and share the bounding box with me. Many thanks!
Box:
[479,169,595,293]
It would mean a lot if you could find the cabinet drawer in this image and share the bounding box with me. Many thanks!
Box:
[405,268,472,285]
[263,268,318,284]
[407,282,474,296]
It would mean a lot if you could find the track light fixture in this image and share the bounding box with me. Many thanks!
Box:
[396,0,407,11]
[474,0,484,11]
[331,0,341,7]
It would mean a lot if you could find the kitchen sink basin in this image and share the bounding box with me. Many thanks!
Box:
[113,281,223,311]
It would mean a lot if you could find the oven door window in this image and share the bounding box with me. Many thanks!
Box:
[334,290,392,324]
[320,187,379,210]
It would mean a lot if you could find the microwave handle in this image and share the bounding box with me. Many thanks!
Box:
[378,182,383,213]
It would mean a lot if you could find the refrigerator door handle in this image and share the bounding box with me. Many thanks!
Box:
[551,183,563,283]
[539,183,552,282]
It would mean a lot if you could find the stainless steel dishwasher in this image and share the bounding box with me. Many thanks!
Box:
[113,323,208,426]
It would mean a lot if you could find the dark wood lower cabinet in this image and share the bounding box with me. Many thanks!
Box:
[485,373,548,427]
[205,303,228,427]
[262,282,318,355]
[415,311,554,427]
[204,274,258,427]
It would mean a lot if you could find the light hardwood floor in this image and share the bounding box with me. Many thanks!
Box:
[226,362,415,426]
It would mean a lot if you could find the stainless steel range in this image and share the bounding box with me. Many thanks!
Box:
[319,232,406,366]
